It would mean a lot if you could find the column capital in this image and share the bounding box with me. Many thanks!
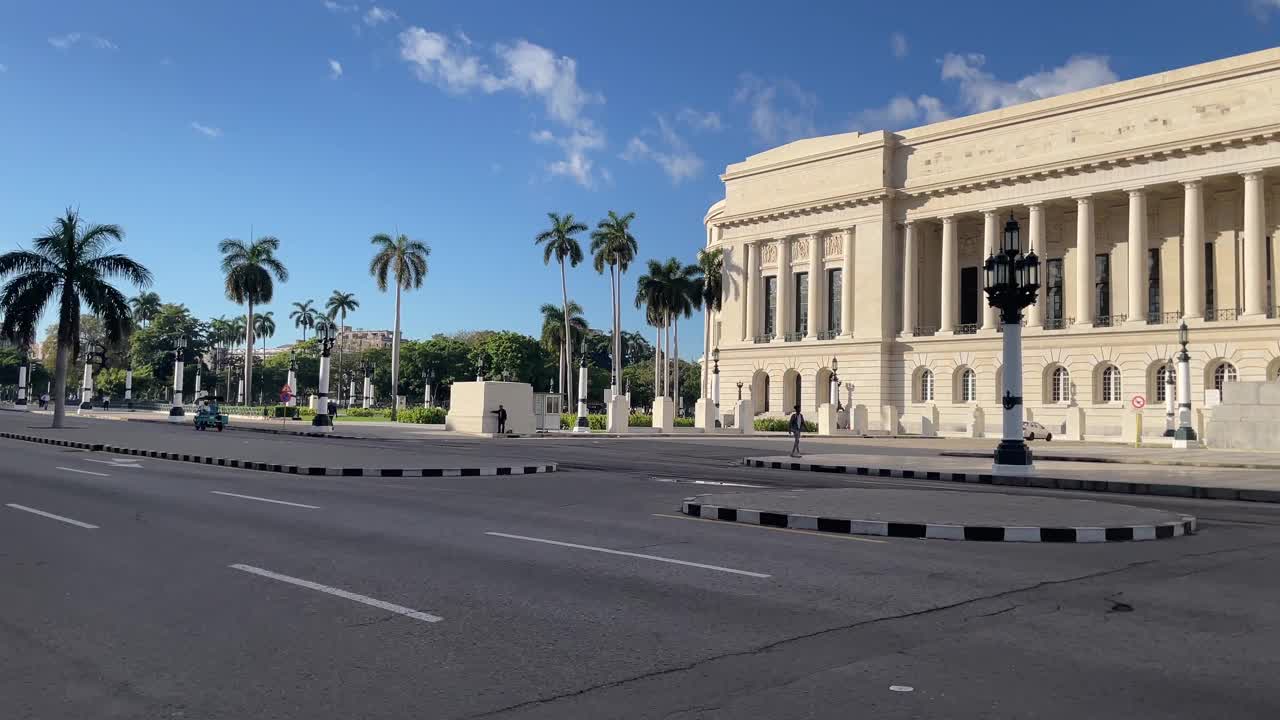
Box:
[939,215,956,226]
[981,208,1000,218]
[1025,201,1044,209]
[1123,185,1147,195]
[1179,177,1204,188]
[1241,169,1266,181]
[1072,194,1093,203]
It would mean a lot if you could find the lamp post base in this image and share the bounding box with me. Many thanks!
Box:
[1172,425,1198,449]
[993,439,1034,474]
[312,414,333,428]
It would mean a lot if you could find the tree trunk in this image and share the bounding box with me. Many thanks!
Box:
[244,301,254,406]
[560,259,571,403]
[391,283,402,420]
[664,314,672,400]
[336,310,345,407]
[702,307,711,399]
[608,264,617,392]
[51,337,70,428]
[673,315,680,411]
[615,268,622,393]
[654,325,661,401]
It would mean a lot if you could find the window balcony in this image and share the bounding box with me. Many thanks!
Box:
[1146,311,1183,325]
[817,329,839,340]
[912,325,937,337]
[783,332,804,342]
[753,335,772,344]
[955,323,979,335]
[1205,307,1241,322]
[1093,314,1127,328]
[995,318,1028,333]
[1042,318,1068,330]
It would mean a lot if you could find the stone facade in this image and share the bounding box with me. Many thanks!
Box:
[701,47,1280,440]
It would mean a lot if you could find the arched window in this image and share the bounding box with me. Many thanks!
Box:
[960,368,976,403]
[1051,367,1070,404]
[1101,366,1121,403]
[918,369,935,403]
[1214,362,1237,391]
[1155,364,1171,403]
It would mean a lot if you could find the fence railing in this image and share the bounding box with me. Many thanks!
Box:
[753,335,772,344]
[783,332,804,342]
[1093,314,1127,328]
[955,323,979,335]
[817,329,839,340]
[912,325,937,337]
[1205,307,1242,322]
[1043,317,1067,330]
[1146,311,1183,325]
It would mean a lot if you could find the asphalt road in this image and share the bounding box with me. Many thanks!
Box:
[4,431,1280,719]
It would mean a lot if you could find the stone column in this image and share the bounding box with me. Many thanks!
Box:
[741,242,755,341]
[840,228,855,336]
[775,236,792,340]
[939,217,957,333]
[1242,170,1268,318]
[1126,188,1149,325]
[806,235,822,339]
[1026,203,1045,328]
[981,210,999,331]
[902,221,917,335]
[1182,179,1205,321]
[1075,195,1095,327]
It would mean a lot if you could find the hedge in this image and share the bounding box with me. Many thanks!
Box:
[753,417,817,432]
[396,406,447,424]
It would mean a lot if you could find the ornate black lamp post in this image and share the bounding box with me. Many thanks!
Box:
[168,337,187,418]
[711,347,720,411]
[425,370,435,408]
[1162,357,1176,437]
[313,322,336,427]
[1173,322,1197,448]
[286,350,298,408]
[736,380,743,401]
[983,213,1040,471]
[573,338,590,433]
[829,356,840,410]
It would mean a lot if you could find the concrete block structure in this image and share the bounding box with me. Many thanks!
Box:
[700,48,1280,441]
[446,381,533,435]
[1206,380,1280,449]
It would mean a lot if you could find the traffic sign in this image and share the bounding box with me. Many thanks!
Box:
[1131,395,1146,409]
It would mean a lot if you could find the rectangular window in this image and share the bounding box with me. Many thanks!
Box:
[1268,236,1274,312]
[1047,259,1065,322]
[959,267,978,326]
[794,272,808,336]
[1147,248,1162,320]
[763,276,777,336]
[1204,243,1216,315]
[1094,254,1111,320]
[827,269,842,334]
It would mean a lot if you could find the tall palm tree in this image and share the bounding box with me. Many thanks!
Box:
[128,291,162,328]
[667,260,700,410]
[254,311,276,367]
[326,290,359,396]
[694,247,724,400]
[219,235,288,404]
[539,301,588,391]
[635,259,673,401]
[208,315,232,398]
[226,316,246,400]
[290,299,316,341]
[0,209,152,427]
[535,212,586,400]
[590,211,638,393]
[369,232,430,421]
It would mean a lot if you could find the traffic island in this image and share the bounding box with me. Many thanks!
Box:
[681,488,1196,543]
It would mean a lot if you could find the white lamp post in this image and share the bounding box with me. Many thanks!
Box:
[15,357,28,410]
[193,372,202,402]
[829,356,840,410]
[1163,358,1176,437]
[711,347,721,421]
[573,343,590,433]
[362,362,372,409]
[313,323,335,428]
[983,213,1040,473]
[169,337,187,419]
[78,349,94,412]
[286,351,298,408]
[1173,322,1198,449]
[125,366,133,410]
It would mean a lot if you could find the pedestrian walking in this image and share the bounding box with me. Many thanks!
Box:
[789,404,805,457]
[39,393,49,410]
[491,404,508,434]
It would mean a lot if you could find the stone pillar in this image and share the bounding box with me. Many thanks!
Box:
[286,368,297,407]
[742,242,755,341]
[939,216,957,333]
[775,236,792,340]
[902,221,917,335]
[806,235,821,339]
[124,368,133,409]
[313,351,332,428]
[1075,195,1095,327]
[1182,179,1205,320]
[1026,203,1045,328]
[840,228,855,337]
[1242,170,1268,318]
[15,364,27,408]
[169,358,185,418]
[1126,188,1148,325]
[981,210,999,331]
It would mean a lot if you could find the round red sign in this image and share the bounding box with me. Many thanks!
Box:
[1131,395,1146,409]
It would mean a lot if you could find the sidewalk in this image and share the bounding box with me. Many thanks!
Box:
[743,453,1280,503]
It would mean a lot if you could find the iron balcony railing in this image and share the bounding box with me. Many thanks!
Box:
[817,329,839,340]
[1093,314,1127,328]
[955,323,979,335]
[1146,311,1183,325]
[995,318,1028,333]
[753,335,772,344]
[1042,317,1068,330]
[783,332,804,342]
[913,325,937,337]
[1205,307,1241,322]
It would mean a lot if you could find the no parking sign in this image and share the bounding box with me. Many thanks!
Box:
[1131,395,1146,410]
[280,384,293,404]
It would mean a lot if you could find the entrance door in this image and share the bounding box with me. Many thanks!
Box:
[959,267,979,326]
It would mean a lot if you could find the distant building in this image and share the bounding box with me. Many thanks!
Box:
[337,328,394,352]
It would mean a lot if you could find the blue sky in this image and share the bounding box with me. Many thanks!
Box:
[1,1,1278,356]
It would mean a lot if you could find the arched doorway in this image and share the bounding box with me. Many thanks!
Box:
[750,370,770,415]
[815,367,833,409]
[782,369,801,412]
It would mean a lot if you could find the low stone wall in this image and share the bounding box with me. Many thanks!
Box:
[1205,381,1280,450]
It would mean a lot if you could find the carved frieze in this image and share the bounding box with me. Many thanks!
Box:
[792,237,810,262]
[760,241,778,266]
[824,232,843,258]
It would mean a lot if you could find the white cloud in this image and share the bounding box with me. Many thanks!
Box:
[190,121,222,138]
[398,26,606,187]
[677,107,722,131]
[48,33,115,50]
[328,58,343,79]
[940,52,1118,113]
[1251,0,1280,20]
[890,32,908,59]
[620,112,712,184]
[322,0,358,11]
[0,64,7,73]
[850,94,949,131]
[364,6,398,26]
[734,73,818,145]
[48,33,81,49]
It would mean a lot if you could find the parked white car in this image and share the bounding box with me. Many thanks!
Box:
[1022,420,1053,441]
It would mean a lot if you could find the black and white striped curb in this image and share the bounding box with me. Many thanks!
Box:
[681,500,1197,543]
[743,458,1280,504]
[0,431,556,477]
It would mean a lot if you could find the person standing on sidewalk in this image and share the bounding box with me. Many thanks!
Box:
[491,404,508,434]
[789,404,805,457]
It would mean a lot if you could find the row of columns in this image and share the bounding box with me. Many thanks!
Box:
[903,170,1270,334]
[738,230,856,342]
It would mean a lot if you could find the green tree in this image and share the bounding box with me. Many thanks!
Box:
[472,331,549,386]
[129,303,207,380]
[290,299,316,341]
[219,235,288,404]
[369,232,430,420]
[693,247,724,402]
[128,291,162,328]
[535,212,586,401]
[0,209,152,427]
[538,301,587,394]
[590,210,638,392]
[325,290,359,403]
[254,311,276,364]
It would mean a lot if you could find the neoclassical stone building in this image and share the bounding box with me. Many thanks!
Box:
[701,47,1280,439]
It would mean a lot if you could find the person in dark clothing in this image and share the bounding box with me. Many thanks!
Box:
[788,404,805,457]
[491,404,508,434]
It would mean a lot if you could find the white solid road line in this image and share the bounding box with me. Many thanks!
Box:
[210,491,320,509]
[228,564,443,623]
[84,458,141,468]
[5,503,99,529]
[55,466,110,477]
[485,531,772,579]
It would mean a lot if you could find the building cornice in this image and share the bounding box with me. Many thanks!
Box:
[713,188,893,229]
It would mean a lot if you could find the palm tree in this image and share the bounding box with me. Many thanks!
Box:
[128,291,162,328]
[254,311,276,367]
[219,235,288,405]
[694,247,724,400]
[535,212,586,400]
[590,211,638,393]
[208,315,232,398]
[635,259,672,401]
[0,209,152,427]
[290,299,316,341]
[667,260,700,410]
[539,301,588,391]
[326,290,359,398]
[369,232,430,420]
